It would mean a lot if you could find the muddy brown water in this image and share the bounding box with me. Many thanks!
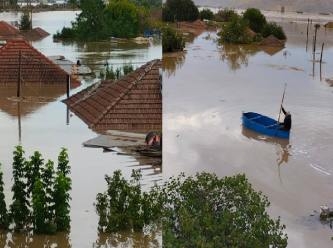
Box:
[163,17,333,248]
[0,11,161,247]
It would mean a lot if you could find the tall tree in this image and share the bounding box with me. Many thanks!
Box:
[54,148,71,231]
[0,163,8,229]
[162,0,199,22]
[10,146,30,230]
[41,160,56,231]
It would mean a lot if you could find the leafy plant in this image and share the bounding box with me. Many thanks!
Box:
[1,147,71,234]
[218,16,252,44]
[162,26,185,52]
[243,8,267,33]
[262,22,286,40]
[199,8,214,21]
[161,173,288,247]
[19,12,31,31]
[214,8,238,22]
[96,170,162,233]
[96,171,287,247]
[162,0,199,22]
[0,163,8,229]
[54,148,71,231]
[10,146,29,231]
[53,173,71,231]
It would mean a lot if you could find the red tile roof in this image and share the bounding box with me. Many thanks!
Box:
[0,39,80,86]
[0,21,21,40]
[64,60,162,133]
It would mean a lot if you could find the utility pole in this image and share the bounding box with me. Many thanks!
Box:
[17,50,21,98]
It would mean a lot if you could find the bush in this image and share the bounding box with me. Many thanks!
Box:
[95,170,162,232]
[162,26,185,52]
[162,173,288,247]
[243,8,267,33]
[19,12,31,31]
[162,0,199,22]
[104,0,141,38]
[262,22,286,40]
[214,8,238,22]
[0,146,71,234]
[199,8,214,20]
[96,171,288,247]
[218,16,252,44]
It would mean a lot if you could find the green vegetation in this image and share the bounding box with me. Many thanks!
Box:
[262,22,286,40]
[214,8,238,22]
[96,170,288,247]
[96,170,162,232]
[243,8,267,33]
[54,0,159,41]
[0,164,9,229]
[219,15,252,44]
[162,0,199,22]
[162,26,185,53]
[19,12,31,31]
[100,64,135,80]
[0,146,71,234]
[218,8,286,44]
[199,8,214,21]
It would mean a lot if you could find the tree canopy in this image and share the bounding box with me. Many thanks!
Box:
[243,8,267,33]
[54,0,157,41]
[219,8,286,44]
[96,170,288,247]
[162,0,199,22]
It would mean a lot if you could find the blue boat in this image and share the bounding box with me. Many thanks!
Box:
[242,112,290,139]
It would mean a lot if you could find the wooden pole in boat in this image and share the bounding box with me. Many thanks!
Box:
[320,42,324,63]
[306,18,309,51]
[278,83,287,123]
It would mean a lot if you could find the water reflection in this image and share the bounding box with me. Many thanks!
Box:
[0,230,71,248]
[219,44,259,71]
[162,52,186,77]
[94,230,161,248]
[0,85,67,117]
[241,127,291,167]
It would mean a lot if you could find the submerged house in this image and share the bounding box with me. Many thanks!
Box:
[0,21,49,42]
[0,21,23,41]
[64,59,162,133]
[0,39,79,86]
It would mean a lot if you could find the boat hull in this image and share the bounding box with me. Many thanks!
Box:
[242,112,290,139]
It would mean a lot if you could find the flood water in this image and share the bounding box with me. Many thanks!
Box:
[163,15,333,248]
[0,11,162,247]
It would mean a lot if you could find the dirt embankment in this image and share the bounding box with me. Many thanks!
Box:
[175,20,211,36]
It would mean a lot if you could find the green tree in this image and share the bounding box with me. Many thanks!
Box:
[19,12,31,31]
[104,0,141,38]
[10,146,30,231]
[219,15,252,44]
[199,8,214,21]
[0,163,9,229]
[53,173,71,231]
[162,0,199,22]
[57,148,70,176]
[74,0,106,40]
[262,22,286,40]
[161,173,288,247]
[41,160,56,232]
[162,26,185,52]
[214,8,238,22]
[25,151,43,197]
[54,148,71,231]
[243,8,267,33]
[96,170,162,233]
[32,178,47,233]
